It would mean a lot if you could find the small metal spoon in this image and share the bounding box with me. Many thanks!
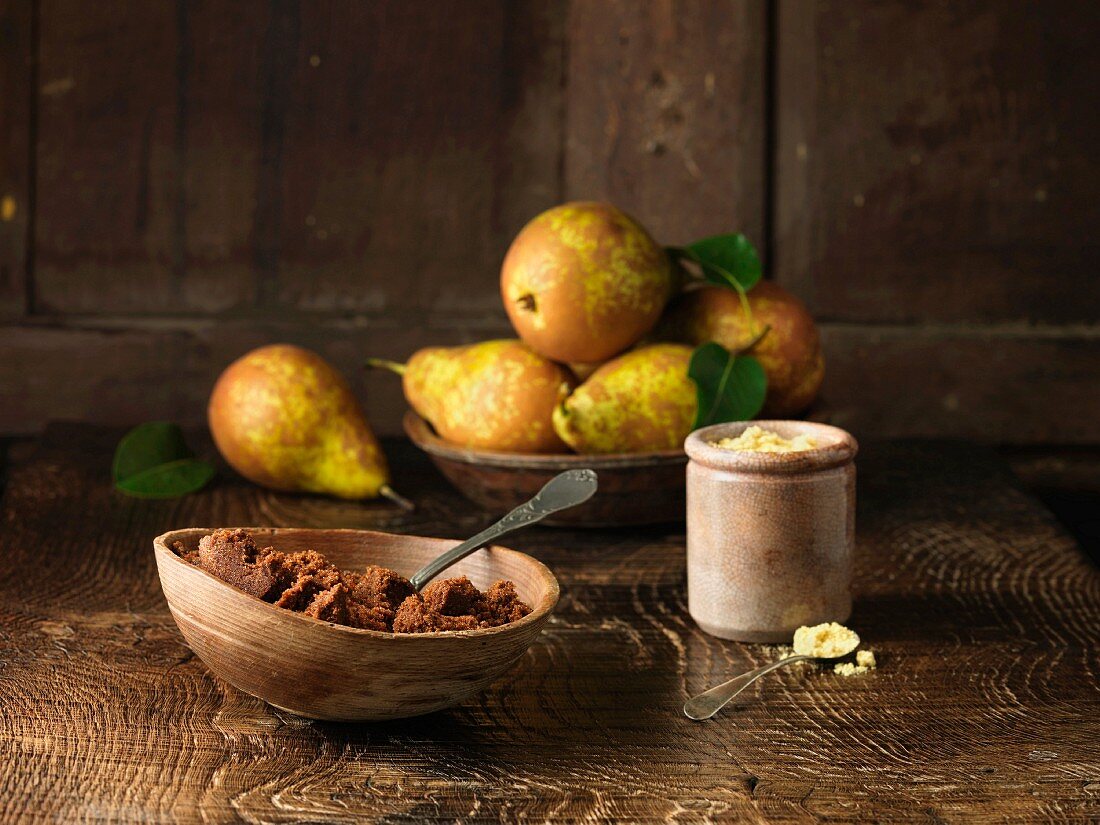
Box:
[683,650,856,720]
[408,469,598,591]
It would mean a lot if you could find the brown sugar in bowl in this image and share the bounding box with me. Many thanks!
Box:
[684,421,858,643]
[154,527,559,721]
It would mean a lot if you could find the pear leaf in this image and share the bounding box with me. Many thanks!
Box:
[684,233,762,292]
[688,343,767,429]
[112,422,214,498]
[112,422,191,481]
[115,458,216,499]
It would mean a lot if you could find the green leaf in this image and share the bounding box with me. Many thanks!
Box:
[688,343,767,429]
[112,422,214,498]
[685,233,762,292]
[112,422,192,481]
[115,458,216,499]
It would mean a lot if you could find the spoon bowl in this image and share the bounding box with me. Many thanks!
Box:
[154,527,559,721]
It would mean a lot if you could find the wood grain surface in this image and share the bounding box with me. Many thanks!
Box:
[564,0,765,246]
[4,319,1099,444]
[816,324,1100,443]
[33,0,564,316]
[0,0,31,317]
[0,425,1097,822]
[775,0,1100,325]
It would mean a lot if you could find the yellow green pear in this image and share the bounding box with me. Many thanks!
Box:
[552,344,696,453]
[655,282,824,416]
[501,201,676,363]
[208,344,404,504]
[370,339,575,453]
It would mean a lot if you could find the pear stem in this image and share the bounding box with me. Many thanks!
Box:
[379,484,415,511]
[665,245,763,336]
[735,324,772,356]
[365,358,407,376]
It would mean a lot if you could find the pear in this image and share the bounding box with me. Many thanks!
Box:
[552,344,696,453]
[369,339,575,453]
[501,201,675,364]
[208,344,406,505]
[655,282,824,416]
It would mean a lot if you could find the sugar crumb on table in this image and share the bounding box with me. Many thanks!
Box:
[835,649,878,677]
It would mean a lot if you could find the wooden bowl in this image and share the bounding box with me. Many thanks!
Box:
[403,412,688,527]
[154,527,559,721]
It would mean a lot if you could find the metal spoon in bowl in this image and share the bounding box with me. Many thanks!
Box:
[408,469,598,591]
[683,647,858,721]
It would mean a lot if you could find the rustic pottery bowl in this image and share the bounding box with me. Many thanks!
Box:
[404,411,687,526]
[154,527,559,721]
[685,421,858,643]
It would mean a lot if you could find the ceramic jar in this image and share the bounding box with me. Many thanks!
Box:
[684,421,859,642]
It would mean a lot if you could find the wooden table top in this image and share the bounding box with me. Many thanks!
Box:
[1,425,1097,823]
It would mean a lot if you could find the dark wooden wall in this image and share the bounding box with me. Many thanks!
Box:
[0,0,1097,443]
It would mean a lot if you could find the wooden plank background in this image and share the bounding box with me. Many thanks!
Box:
[0,0,1097,442]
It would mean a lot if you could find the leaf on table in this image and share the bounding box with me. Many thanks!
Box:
[688,343,767,429]
[112,422,193,481]
[684,233,762,292]
[112,422,214,498]
[114,458,216,499]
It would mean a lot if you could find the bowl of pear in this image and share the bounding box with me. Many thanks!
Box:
[402,411,687,527]
[378,340,692,527]
[380,201,825,526]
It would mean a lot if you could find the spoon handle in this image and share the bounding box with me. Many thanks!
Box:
[683,655,812,720]
[409,469,598,591]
